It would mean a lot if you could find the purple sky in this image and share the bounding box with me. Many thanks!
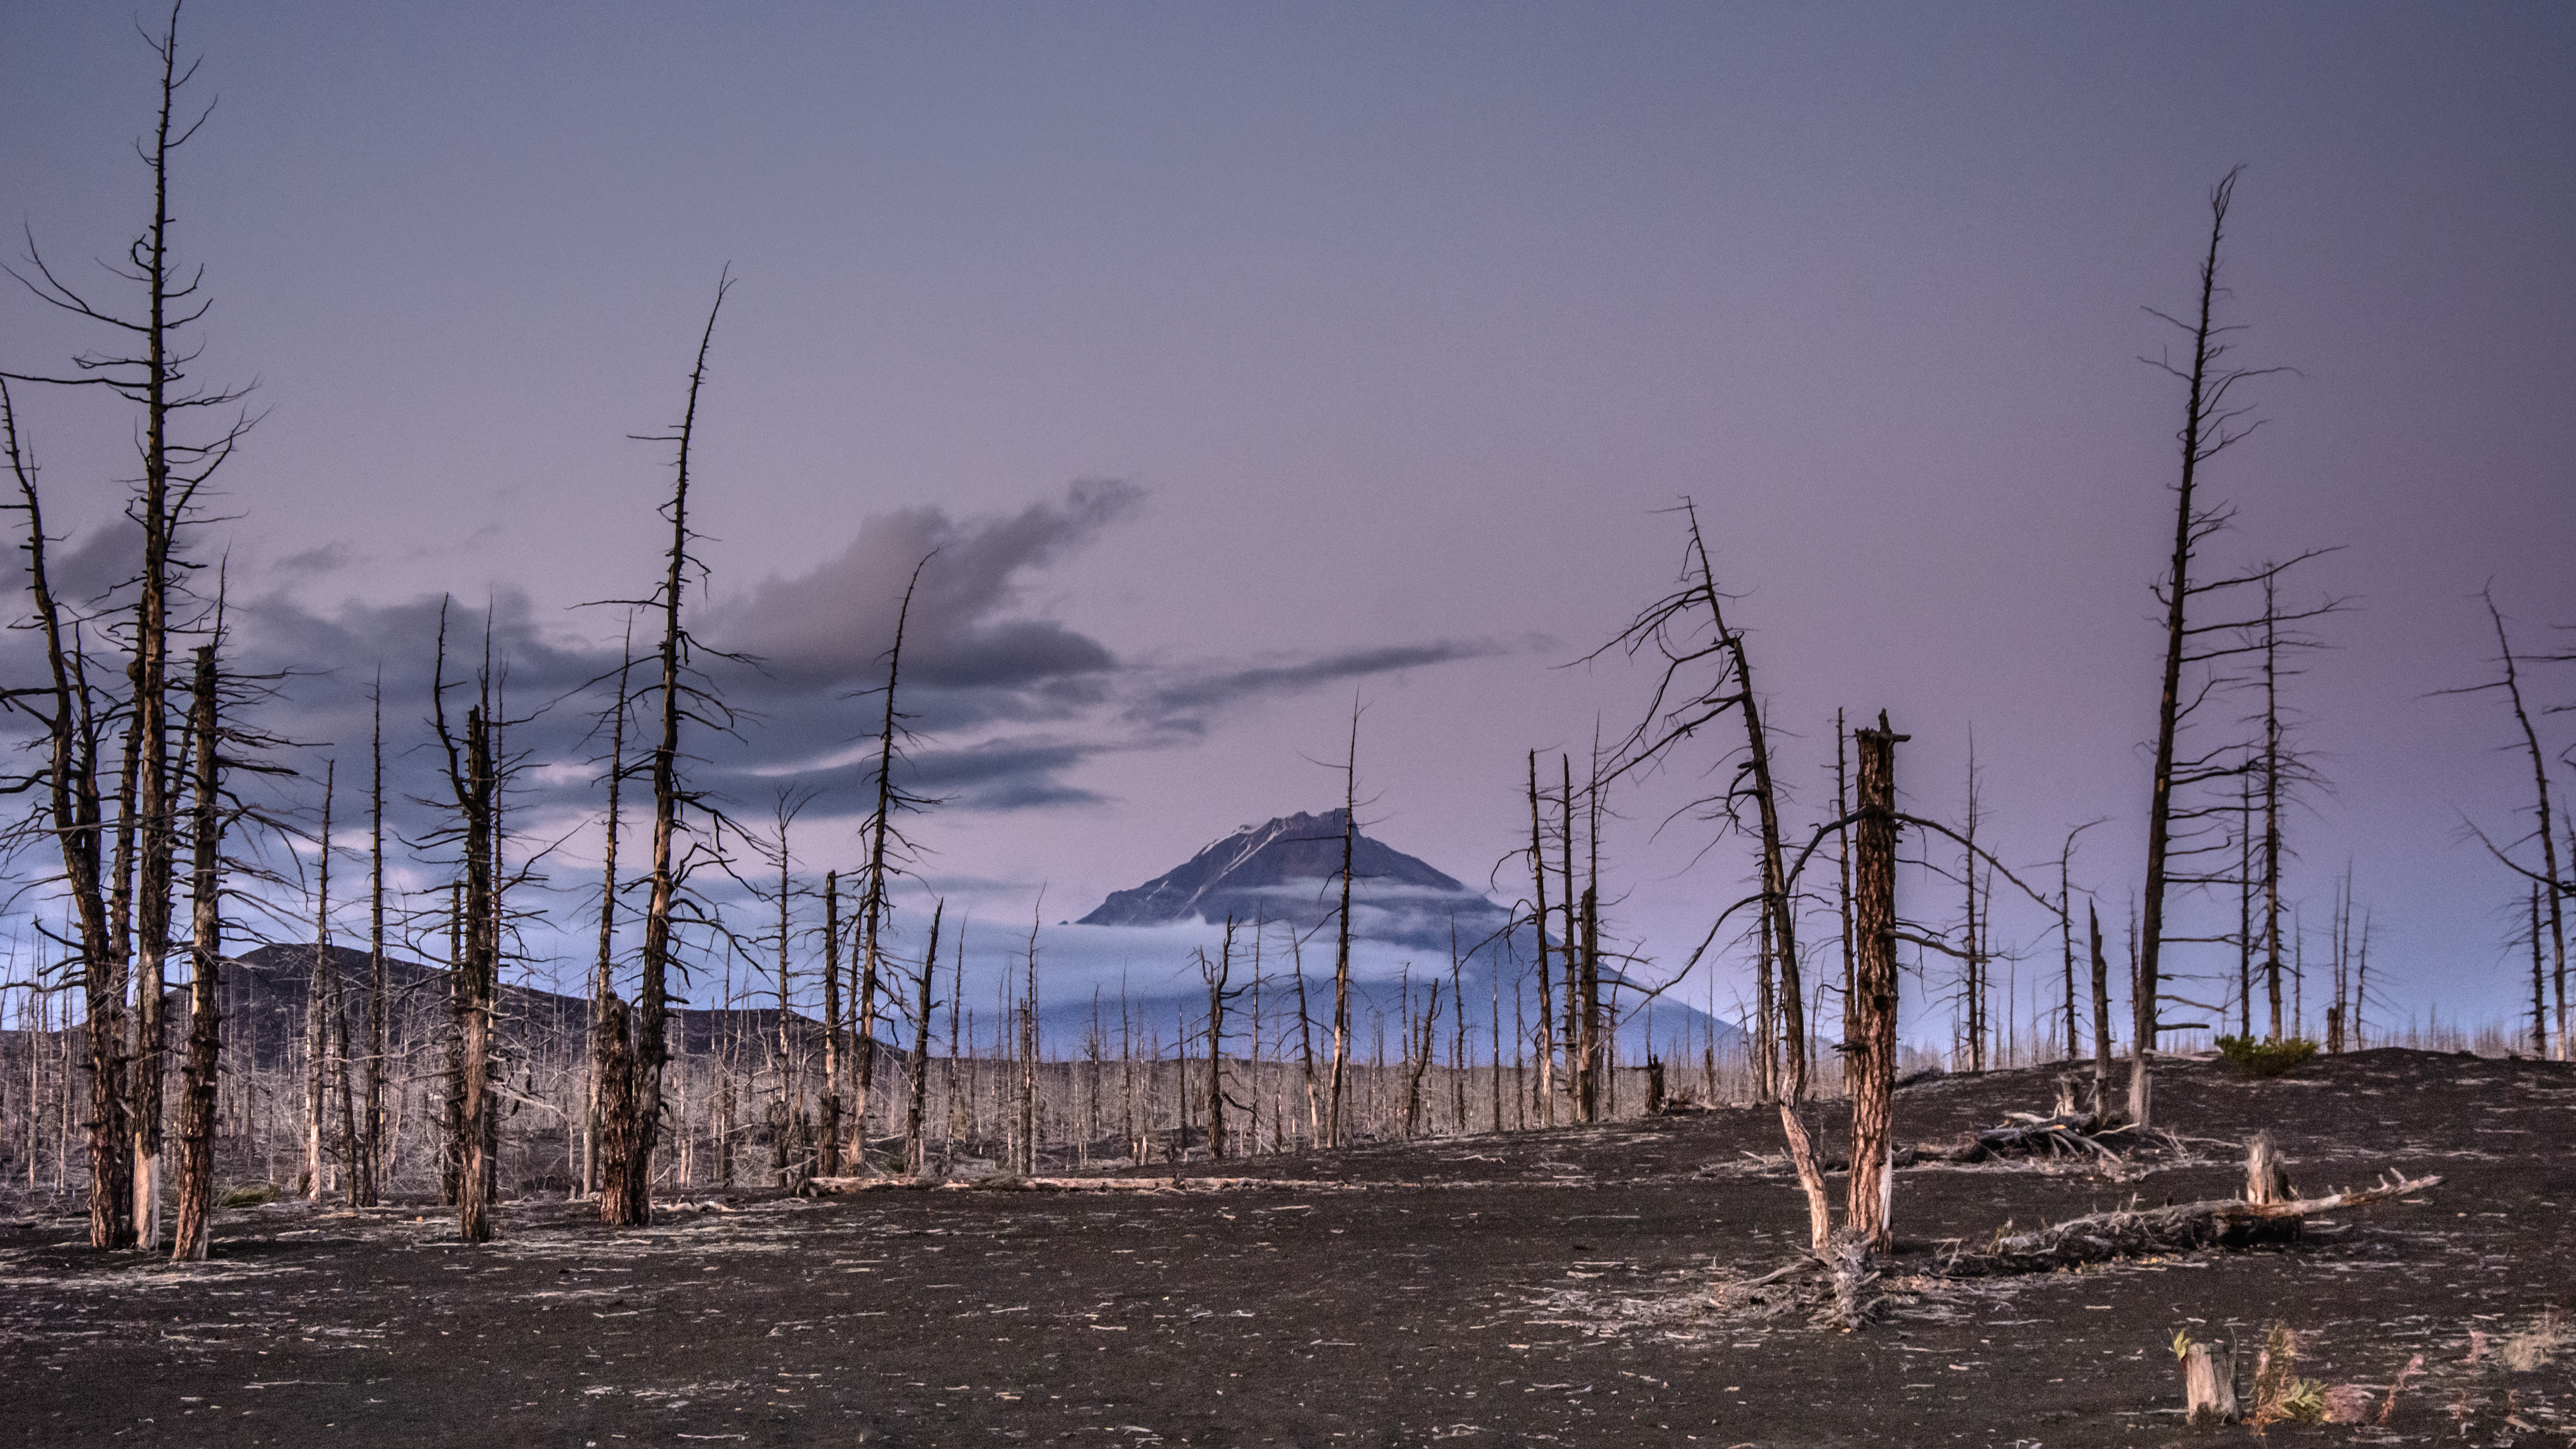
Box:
[4,3,2570,1043]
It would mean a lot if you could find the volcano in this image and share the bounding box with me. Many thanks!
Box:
[1074,809,1512,950]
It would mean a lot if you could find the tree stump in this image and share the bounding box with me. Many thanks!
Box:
[2245,1131,2293,1205]
[2184,1341,2238,1425]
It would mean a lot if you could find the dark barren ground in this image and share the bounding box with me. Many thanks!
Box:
[4,1049,2571,1447]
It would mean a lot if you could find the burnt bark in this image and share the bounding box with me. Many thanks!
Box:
[169,641,222,1261]
[1844,716,1905,1251]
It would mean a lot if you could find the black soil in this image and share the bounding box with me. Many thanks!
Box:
[4,1049,2570,1446]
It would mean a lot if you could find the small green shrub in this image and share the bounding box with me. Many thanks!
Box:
[2215,1035,2318,1078]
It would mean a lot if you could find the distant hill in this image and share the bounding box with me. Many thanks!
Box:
[1075,809,1514,951]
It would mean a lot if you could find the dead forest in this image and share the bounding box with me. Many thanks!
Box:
[1,13,2570,1305]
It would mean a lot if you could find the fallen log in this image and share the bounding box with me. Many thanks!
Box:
[1939,1170,2443,1277]
[802,1173,1361,1196]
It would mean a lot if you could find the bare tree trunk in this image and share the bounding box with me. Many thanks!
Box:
[430,608,501,1244]
[906,902,940,1176]
[3,388,131,1249]
[1526,750,1554,1127]
[363,686,388,1206]
[2475,593,2566,1058]
[1845,716,1906,1252]
[170,642,223,1261]
[2089,905,2113,1108]
[855,556,936,1170]
[1326,714,1358,1146]
[1019,915,1039,1175]
[1202,919,1234,1159]
[612,276,731,1228]
[584,650,630,1196]
[304,763,335,1202]
[2138,169,2257,1126]
[1837,712,1858,1083]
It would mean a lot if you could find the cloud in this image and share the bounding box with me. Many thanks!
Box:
[0,481,1522,963]
[710,478,1134,693]
[1131,640,1509,735]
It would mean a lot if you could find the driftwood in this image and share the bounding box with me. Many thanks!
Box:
[1939,1170,2442,1277]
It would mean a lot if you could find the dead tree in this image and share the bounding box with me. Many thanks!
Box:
[429,609,500,1244]
[755,792,814,1185]
[600,273,738,1228]
[302,762,334,1200]
[1593,500,1821,1244]
[583,643,633,1196]
[819,870,843,1176]
[1835,712,1857,1087]
[2055,821,2101,1061]
[0,384,129,1247]
[168,641,223,1259]
[2132,168,2311,1124]
[1325,708,1360,1147]
[853,553,939,1166]
[1017,910,1040,1174]
[1525,750,1556,1125]
[1593,500,1806,1101]
[362,682,388,1205]
[1954,745,1988,1072]
[2089,903,2113,1106]
[2438,590,2567,1059]
[3,5,249,1249]
[904,900,942,1176]
[1200,917,1240,1158]
[1845,717,1906,1251]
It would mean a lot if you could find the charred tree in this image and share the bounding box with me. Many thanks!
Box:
[169,640,223,1260]
[1525,750,1556,1126]
[429,611,500,1244]
[601,274,737,1228]
[1,384,130,1247]
[819,870,843,1176]
[905,901,942,1176]
[854,554,939,1167]
[584,644,633,1196]
[1845,716,1907,1251]
[2131,168,2307,1122]
[302,762,335,1201]
[3,5,249,1250]
[1593,500,1806,1098]
[1325,708,1359,1147]
[1200,917,1239,1159]
[362,683,388,1205]
[2440,591,2567,1059]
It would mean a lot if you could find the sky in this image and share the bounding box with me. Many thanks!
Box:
[2,2,2570,1049]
